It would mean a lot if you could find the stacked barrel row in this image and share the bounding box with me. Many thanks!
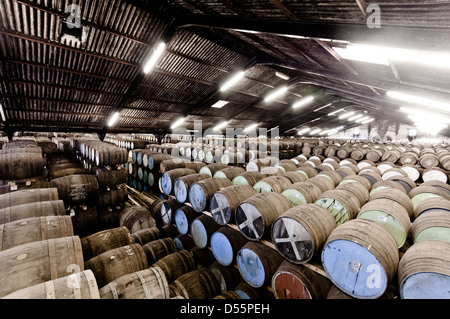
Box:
[152,151,450,299]
[0,139,48,194]
[308,141,450,184]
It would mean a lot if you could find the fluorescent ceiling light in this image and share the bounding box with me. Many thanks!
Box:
[336,43,450,69]
[361,118,374,124]
[275,72,290,80]
[338,111,355,119]
[319,130,329,136]
[348,114,364,121]
[314,103,332,112]
[244,123,258,132]
[328,108,344,116]
[355,116,370,123]
[333,44,389,65]
[220,71,245,91]
[400,107,450,124]
[211,100,229,109]
[107,112,120,127]
[143,42,166,74]
[293,96,314,109]
[309,128,321,135]
[388,91,450,113]
[0,103,5,122]
[297,127,310,135]
[171,117,185,129]
[213,121,228,131]
[264,86,288,102]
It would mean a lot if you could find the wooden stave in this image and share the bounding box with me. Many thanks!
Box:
[0,236,84,298]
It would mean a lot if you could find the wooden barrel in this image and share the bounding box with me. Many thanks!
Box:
[173,174,210,204]
[386,175,416,194]
[296,167,317,179]
[169,267,221,299]
[51,174,99,205]
[0,188,59,209]
[0,236,84,298]
[274,162,297,173]
[160,198,184,226]
[246,158,276,172]
[411,210,450,243]
[335,166,357,179]
[159,158,188,173]
[271,204,336,264]
[236,241,284,288]
[358,170,383,187]
[321,219,399,299]
[190,214,221,249]
[142,237,178,265]
[173,234,196,251]
[184,162,206,173]
[0,153,44,180]
[0,216,73,251]
[381,149,402,164]
[282,171,308,184]
[80,226,132,260]
[281,182,322,207]
[97,185,128,207]
[84,244,148,288]
[400,165,421,182]
[340,175,372,191]
[95,167,128,187]
[199,163,228,177]
[119,206,156,234]
[213,167,245,180]
[210,227,248,266]
[95,147,128,167]
[0,200,65,225]
[335,182,369,207]
[70,205,99,237]
[214,290,242,299]
[188,178,233,212]
[370,188,415,220]
[409,185,450,211]
[272,260,332,299]
[232,171,265,186]
[234,282,275,299]
[152,250,197,283]
[370,180,406,195]
[398,240,450,299]
[173,206,202,235]
[160,168,196,195]
[419,153,440,169]
[414,197,450,219]
[314,190,361,226]
[235,192,292,240]
[2,270,99,299]
[305,176,335,193]
[357,199,411,248]
[190,246,215,267]
[147,154,173,170]
[99,266,169,299]
[421,180,450,195]
[316,171,342,187]
[49,167,89,180]
[253,176,292,193]
[209,261,242,294]
[366,149,383,162]
[422,167,448,183]
[130,227,161,246]
[209,185,257,225]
